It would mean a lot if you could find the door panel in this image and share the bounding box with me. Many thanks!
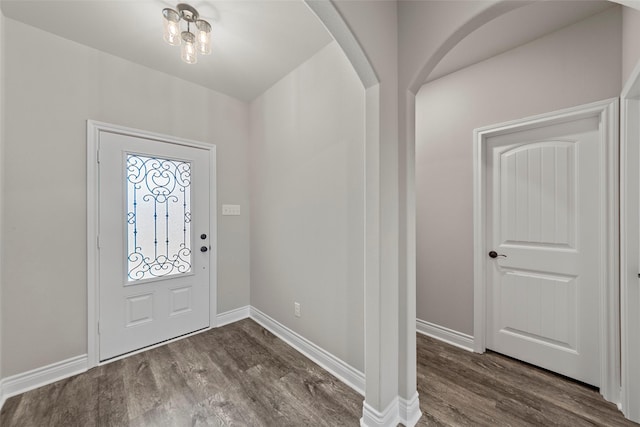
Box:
[486,116,600,386]
[499,269,577,350]
[98,131,211,361]
[501,142,576,247]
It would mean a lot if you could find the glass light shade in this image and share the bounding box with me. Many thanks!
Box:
[195,20,212,55]
[181,31,197,64]
[162,8,181,46]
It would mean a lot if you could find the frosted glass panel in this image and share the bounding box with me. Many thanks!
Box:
[126,154,192,282]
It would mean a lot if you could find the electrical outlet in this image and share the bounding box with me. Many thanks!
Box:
[294,302,301,317]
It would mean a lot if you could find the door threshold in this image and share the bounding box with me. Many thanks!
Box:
[98,326,210,366]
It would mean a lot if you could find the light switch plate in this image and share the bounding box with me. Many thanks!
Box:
[222,204,241,216]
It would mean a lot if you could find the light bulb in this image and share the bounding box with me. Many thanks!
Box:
[181,31,197,64]
[195,20,211,55]
[162,8,181,46]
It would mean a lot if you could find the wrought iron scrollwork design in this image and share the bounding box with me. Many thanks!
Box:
[126,155,192,281]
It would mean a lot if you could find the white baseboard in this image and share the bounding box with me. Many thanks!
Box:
[416,318,474,352]
[249,306,365,396]
[399,392,422,426]
[216,305,250,327]
[0,354,88,410]
[360,392,422,427]
[361,398,399,427]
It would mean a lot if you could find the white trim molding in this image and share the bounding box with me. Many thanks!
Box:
[216,305,250,327]
[249,306,365,396]
[0,355,88,410]
[473,98,620,404]
[361,399,400,427]
[416,319,474,352]
[398,392,422,427]
[360,393,421,427]
[621,59,640,423]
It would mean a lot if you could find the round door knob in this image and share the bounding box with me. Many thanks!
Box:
[200,246,208,253]
[200,234,207,240]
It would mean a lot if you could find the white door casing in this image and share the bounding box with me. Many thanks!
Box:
[87,121,217,366]
[473,99,619,401]
[621,60,640,422]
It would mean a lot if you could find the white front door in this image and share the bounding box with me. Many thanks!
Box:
[484,112,605,386]
[98,130,212,361]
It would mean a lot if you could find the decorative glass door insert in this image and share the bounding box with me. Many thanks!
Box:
[126,154,192,282]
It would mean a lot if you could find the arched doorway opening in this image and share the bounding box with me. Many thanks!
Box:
[407,1,640,423]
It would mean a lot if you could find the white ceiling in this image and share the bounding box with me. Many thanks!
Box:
[1,1,618,99]
[1,0,333,101]
[427,0,615,83]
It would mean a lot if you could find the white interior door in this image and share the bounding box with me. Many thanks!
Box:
[98,130,211,361]
[485,114,603,386]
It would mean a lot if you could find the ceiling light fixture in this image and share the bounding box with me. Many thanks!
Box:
[162,3,212,64]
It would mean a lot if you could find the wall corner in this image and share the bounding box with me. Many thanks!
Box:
[0,8,6,385]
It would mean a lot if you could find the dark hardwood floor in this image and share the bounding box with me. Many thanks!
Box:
[1,319,636,426]
[416,333,636,427]
[0,319,362,426]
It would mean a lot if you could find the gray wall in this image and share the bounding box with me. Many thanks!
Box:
[1,18,251,377]
[416,7,622,335]
[623,6,640,84]
[249,41,365,371]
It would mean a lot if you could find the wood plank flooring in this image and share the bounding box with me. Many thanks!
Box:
[0,319,362,426]
[416,333,636,427]
[1,319,636,426]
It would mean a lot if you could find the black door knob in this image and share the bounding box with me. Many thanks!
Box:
[200,234,207,240]
[200,246,208,252]
[489,251,506,258]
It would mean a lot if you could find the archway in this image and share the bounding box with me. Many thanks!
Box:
[303,2,420,426]
[405,1,640,423]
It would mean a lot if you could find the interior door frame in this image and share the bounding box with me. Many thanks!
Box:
[86,120,217,368]
[621,60,640,422]
[472,98,620,403]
